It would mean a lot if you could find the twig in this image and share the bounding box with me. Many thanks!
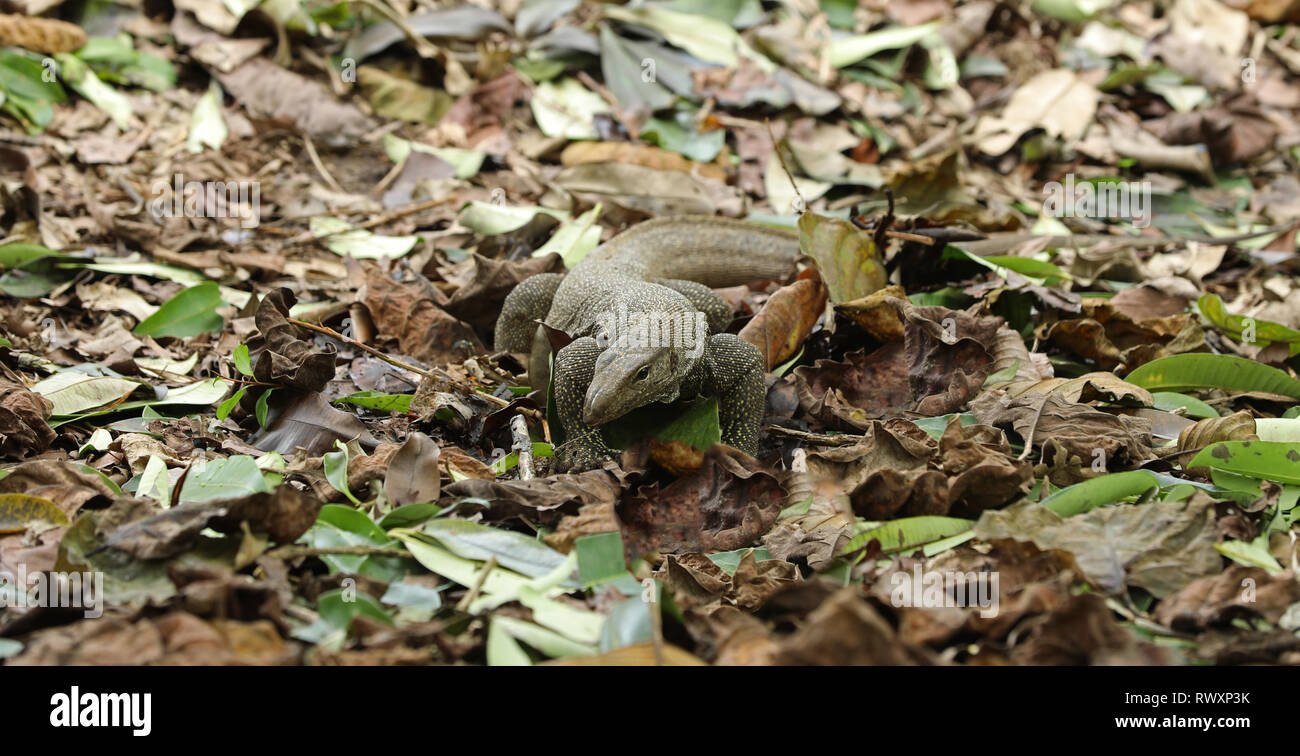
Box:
[289,317,435,380]
[287,317,543,419]
[302,133,343,193]
[457,555,497,612]
[510,414,534,480]
[350,0,438,58]
[765,119,806,213]
[285,196,455,246]
[647,580,664,666]
[766,425,862,446]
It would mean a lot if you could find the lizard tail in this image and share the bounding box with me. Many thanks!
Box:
[494,272,564,352]
[608,216,801,286]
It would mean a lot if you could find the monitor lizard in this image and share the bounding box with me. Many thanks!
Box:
[494,216,801,471]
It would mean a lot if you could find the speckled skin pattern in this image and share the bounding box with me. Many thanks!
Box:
[494,216,800,471]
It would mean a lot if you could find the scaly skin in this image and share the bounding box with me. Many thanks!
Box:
[493,216,800,471]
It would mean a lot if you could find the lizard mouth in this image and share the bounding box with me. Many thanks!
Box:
[581,383,625,426]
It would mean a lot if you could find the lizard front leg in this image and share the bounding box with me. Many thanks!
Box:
[552,336,617,472]
[702,333,766,456]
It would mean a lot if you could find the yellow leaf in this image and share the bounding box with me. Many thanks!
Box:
[0,493,70,534]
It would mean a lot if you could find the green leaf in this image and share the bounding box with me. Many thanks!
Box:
[1197,294,1300,352]
[31,372,140,416]
[383,134,484,179]
[1151,391,1219,419]
[76,33,176,92]
[334,391,413,412]
[981,255,1071,282]
[828,22,941,68]
[603,5,774,72]
[136,454,171,504]
[1215,534,1284,574]
[78,427,113,456]
[490,443,555,475]
[308,216,419,259]
[457,201,568,235]
[799,212,887,304]
[318,588,395,631]
[841,516,973,556]
[186,81,226,153]
[216,386,247,421]
[421,519,571,579]
[51,377,233,426]
[232,344,253,377]
[67,258,207,285]
[255,387,273,428]
[304,505,408,581]
[1125,354,1300,399]
[530,77,610,139]
[380,581,444,612]
[0,51,66,132]
[601,397,722,452]
[642,114,726,162]
[913,413,977,440]
[708,547,775,575]
[1188,441,1300,485]
[487,617,534,666]
[1038,470,1160,517]
[576,532,627,587]
[55,53,132,130]
[179,455,272,503]
[324,440,361,505]
[134,281,223,338]
[0,242,60,268]
[533,204,603,266]
[377,500,444,529]
[392,530,535,595]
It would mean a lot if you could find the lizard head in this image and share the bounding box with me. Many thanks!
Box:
[582,338,701,426]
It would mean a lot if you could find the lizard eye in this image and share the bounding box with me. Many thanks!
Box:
[634,366,651,382]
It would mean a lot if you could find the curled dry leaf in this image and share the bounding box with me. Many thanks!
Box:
[1177,409,1258,453]
[974,498,1221,598]
[361,264,484,367]
[737,276,827,370]
[794,298,1000,429]
[0,378,55,457]
[0,14,86,54]
[253,288,335,392]
[620,446,789,561]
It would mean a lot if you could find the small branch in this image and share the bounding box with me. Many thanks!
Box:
[765,119,806,213]
[766,424,862,446]
[350,0,438,58]
[510,413,535,480]
[287,317,544,419]
[302,134,343,193]
[457,555,497,612]
[289,317,436,380]
[285,196,454,246]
